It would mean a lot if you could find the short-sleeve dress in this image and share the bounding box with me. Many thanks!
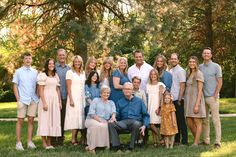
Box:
[64,70,86,130]
[109,69,129,104]
[37,72,61,136]
[184,70,206,118]
[146,82,165,124]
[160,104,178,136]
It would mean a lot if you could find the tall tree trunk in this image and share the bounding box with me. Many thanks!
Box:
[71,0,88,62]
[204,0,213,50]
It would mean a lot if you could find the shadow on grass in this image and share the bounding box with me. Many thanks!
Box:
[0,117,235,157]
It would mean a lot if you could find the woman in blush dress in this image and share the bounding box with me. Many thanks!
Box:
[37,58,62,149]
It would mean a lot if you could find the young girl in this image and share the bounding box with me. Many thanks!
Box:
[37,58,61,149]
[85,56,97,78]
[146,69,165,147]
[85,71,101,117]
[99,57,114,87]
[160,91,178,148]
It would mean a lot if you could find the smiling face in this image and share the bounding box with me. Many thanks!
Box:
[202,49,212,62]
[100,88,110,100]
[104,62,111,70]
[188,58,197,71]
[57,49,66,64]
[156,57,164,68]
[132,78,141,90]
[23,55,33,67]
[73,58,82,70]
[118,58,127,70]
[170,53,179,67]
[150,70,158,82]
[48,59,55,71]
[164,94,171,104]
[89,59,96,70]
[91,73,98,83]
[123,83,133,98]
[134,52,144,66]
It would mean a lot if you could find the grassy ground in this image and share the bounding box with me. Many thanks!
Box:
[0,98,235,118]
[0,117,235,157]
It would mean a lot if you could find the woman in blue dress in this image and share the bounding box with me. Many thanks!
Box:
[153,54,172,91]
[109,57,130,105]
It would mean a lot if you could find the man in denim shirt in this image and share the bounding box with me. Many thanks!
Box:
[53,48,70,145]
[108,82,150,151]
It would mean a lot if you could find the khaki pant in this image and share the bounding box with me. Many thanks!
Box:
[202,97,221,145]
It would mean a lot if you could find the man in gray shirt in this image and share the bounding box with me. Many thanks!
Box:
[199,47,222,149]
[52,48,70,145]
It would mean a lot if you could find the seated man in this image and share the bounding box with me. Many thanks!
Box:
[108,82,150,150]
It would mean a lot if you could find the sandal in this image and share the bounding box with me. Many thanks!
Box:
[71,141,78,146]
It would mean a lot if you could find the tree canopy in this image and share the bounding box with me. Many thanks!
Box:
[0,0,235,100]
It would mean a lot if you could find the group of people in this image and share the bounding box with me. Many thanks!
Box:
[13,47,222,153]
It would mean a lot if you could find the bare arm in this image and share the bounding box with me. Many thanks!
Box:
[171,111,177,127]
[66,79,74,106]
[113,77,123,89]
[56,86,62,109]
[194,80,203,114]
[13,84,20,102]
[214,78,223,99]
[38,85,48,111]
[178,82,185,101]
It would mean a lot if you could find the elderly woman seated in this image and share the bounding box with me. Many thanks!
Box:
[85,85,116,154]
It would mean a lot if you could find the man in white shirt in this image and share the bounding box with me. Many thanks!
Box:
[128,50,153,91]
[169,53,188,145]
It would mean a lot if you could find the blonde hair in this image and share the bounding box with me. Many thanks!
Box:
[85,56,97,77]
[71,55,84,74]
[100,57,114,82]
[153,54,168,76]
[148,69,160,84]
[116,57,128,75]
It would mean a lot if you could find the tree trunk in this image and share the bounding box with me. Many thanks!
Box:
[71,0,88,62]
[204,0,213,50]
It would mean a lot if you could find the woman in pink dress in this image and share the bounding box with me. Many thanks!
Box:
[37,58,62,149]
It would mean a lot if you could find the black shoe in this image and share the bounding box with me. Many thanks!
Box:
[214,144,221,149]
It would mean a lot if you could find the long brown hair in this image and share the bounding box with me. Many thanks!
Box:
[44,58,56,76]
[85,56,97,77]
[100,57,114,82]
[187,56,199,79]
[153,54,168,76]
[148,69,160,84]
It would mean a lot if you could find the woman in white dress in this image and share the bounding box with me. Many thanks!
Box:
[37,58,61,149]
[64,55,86,145]
[146,69,165,146]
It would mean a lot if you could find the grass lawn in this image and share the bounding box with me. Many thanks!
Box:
[0,98,235,118]
[0,117,235,157]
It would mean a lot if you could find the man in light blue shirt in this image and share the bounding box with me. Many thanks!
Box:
[12,52,39,151]
[199,47,222,149]
[53,48,70,145]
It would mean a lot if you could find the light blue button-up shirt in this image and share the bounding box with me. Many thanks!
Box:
[199,61,222,97]
[55,62,70,100]
[12,66,39,105]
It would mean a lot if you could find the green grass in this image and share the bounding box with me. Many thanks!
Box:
[1,98,235,118]
[0,118,235,157]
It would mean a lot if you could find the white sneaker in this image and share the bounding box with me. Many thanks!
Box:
[27,141,36,149]
[16,142,24,151]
